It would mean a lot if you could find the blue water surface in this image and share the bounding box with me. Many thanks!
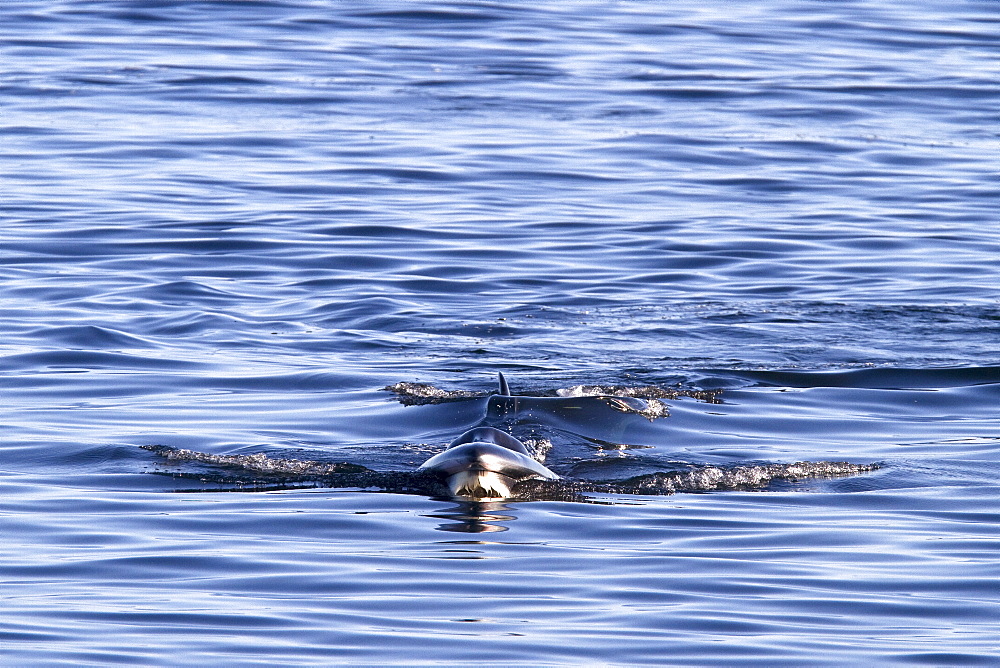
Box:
[2,1,999,665]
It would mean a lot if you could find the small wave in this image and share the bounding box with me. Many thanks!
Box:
[382,382,486,405]
[557,384,722,404]
[512,461,882,501]
[600,461,882,495]
[383,381,672,421]
[141,445,370,476]
[0,350,204,372]
[142,445,449,495]
[553,391,672,420]
[383,380,720,413]
[38,325,159,349]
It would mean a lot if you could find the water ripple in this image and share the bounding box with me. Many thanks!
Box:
[4,0,1000,664]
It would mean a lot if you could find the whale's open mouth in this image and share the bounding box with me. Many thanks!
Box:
[446,469,516,499]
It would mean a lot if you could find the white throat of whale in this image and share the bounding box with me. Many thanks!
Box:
[447,470,515,499]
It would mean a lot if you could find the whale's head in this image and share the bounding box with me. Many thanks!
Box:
[418,426,559,499]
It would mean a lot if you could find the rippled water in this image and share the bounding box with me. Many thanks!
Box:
[3,1,1000,664]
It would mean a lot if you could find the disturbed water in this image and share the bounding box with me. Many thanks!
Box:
[2,1,1000,665]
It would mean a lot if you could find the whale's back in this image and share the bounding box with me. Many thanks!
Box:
[446,426,530,455]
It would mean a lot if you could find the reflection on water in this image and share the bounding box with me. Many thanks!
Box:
[425,500,518,533]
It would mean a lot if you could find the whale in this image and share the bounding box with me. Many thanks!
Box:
[143,371,880,502]
[418,374,559,498]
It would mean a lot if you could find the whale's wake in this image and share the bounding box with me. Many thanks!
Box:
[142,444,879,501]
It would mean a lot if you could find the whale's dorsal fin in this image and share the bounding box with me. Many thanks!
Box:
[498,372,510,396]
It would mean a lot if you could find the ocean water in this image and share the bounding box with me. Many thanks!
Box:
[2,1,1000,665]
